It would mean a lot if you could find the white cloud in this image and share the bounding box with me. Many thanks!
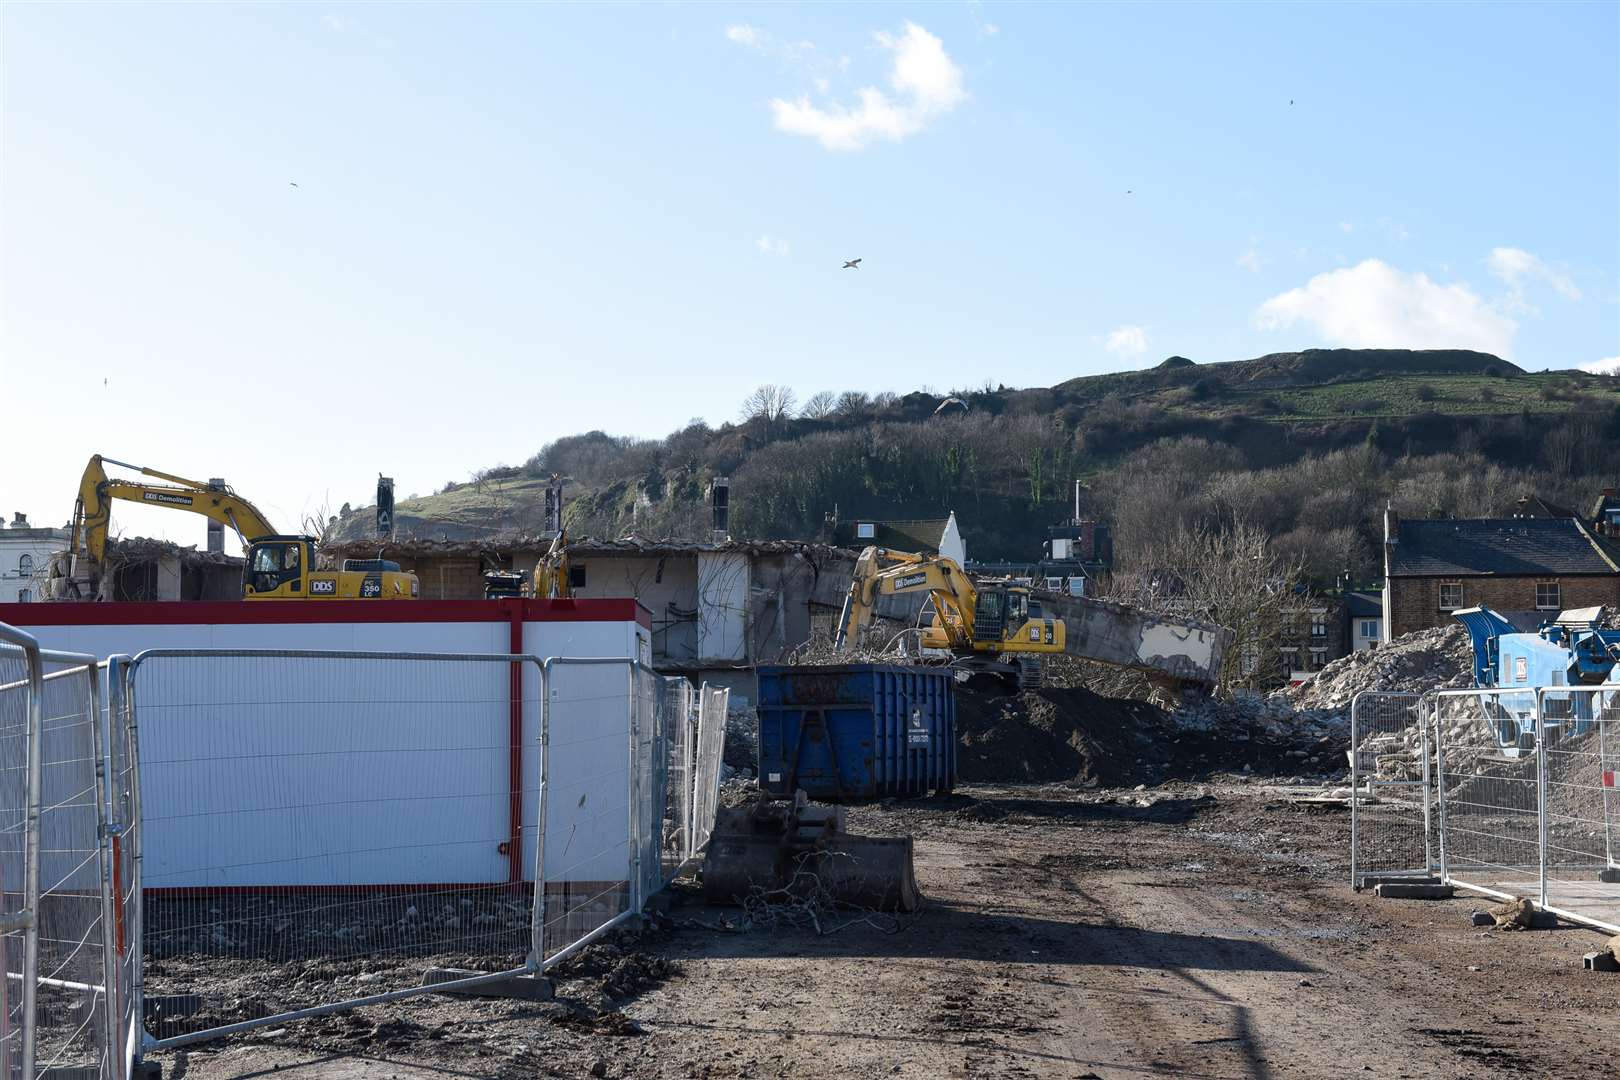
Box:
[1338,222,1355,234]
[756,234,791,257]
[1237,237,1263,273]
[725,24,760,48]
[1579,356,1620,375]
[322,14,348,32]
[1255,259,1517,358]
[767,23,966,152]
[1102,325,1149,357]
[1487,246,1580,303]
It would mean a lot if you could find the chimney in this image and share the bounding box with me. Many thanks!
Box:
[205,478,227,551]
[377,477,395,539]
[1383,502,1400,545]
[710,477,731,543]
[1073,479,1082,527]
[10,512,27,529]
[543,474,565,535]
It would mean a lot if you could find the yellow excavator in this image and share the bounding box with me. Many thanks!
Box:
[835,546,1065,686]
[61,455,419,601]
[533,530,572,599]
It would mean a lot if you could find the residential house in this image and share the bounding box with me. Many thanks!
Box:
[0,513,67,604]
[829,512,965,564]
[1381,506,1620,641]
[1345,591,1382,652]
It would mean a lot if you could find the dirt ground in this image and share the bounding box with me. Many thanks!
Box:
[153,779,1620,1080]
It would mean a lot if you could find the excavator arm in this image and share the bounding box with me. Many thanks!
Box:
[533,530,573,599]
[835,546,978,651]
[72,455,278,562]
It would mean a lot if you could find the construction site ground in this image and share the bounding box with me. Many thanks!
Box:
[161,780,1618,1080]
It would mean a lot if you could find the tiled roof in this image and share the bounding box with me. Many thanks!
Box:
[1389,518,1618,577]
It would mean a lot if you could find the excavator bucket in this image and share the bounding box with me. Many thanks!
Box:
[702,796,920,913]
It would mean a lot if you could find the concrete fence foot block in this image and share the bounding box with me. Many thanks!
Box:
[1373,882,1454,900]
[1599,868,1620,884]
[422,968,555,1002]
[1583,951,1620,972]
[1358,874,1442,890]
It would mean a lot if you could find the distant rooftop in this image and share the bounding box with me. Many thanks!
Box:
[1390,518,1618,577]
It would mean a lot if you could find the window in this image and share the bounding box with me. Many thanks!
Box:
[1359,619,1379,639]
[856,523,875,539]
[1309,649,1328,669]
[1310,611,1328,638]
[1536,582,1560,610]
[16,554,32,576]
[568,563,587,589]
[1439,583,1463,610]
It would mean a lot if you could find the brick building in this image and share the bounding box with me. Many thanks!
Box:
[1381,506,1620,640]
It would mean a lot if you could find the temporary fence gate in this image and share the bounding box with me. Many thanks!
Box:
[1431,687,1620,934]
[0,629,122,1080]
[104,648,729,1063]
[1349,691,1435,888]
[0,635,730,1070]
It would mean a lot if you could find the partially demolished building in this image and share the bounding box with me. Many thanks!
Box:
[320,534,915,702]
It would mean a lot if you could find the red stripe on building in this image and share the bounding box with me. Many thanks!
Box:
[0,597,650,628]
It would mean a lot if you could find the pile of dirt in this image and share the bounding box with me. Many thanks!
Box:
[1285,624,1473,712]
[954,684,1341,786]
[955,685,1167,787]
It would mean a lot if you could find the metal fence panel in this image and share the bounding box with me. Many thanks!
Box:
[0,637,40,1079]
[32,660,116,1077]
[0,633,124,1080]
[126,650,547,1051]
[1349,691,1434,887]
[1536,687,1620,932]
[536,658,647,968]
[1434,688,1544,902]
[690,687,729,858]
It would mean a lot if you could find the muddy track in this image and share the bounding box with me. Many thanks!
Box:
[164,782,1617,1079]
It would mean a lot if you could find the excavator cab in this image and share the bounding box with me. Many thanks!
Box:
[246,538,308,596]
[243,537,419,601]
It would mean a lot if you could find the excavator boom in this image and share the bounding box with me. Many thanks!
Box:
[72,455,278,563]
[60,455,418,602]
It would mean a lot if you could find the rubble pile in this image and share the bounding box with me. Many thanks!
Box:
[722,706,758,778]
[1172,690,1346,743]
[1285,624,1473,712]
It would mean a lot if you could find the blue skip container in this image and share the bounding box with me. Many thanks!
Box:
[755,664,956,801]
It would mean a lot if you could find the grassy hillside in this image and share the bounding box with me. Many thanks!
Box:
[328,349,1620,574]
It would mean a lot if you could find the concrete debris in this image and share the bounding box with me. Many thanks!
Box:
[1284,625,1473,712]
[1171,690,1345,743]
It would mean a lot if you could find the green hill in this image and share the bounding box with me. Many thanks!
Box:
[328,349,1620,575]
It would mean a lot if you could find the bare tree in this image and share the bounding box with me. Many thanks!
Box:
[801,391,838,419]
[834,390,871,417]
[1107,520,1303,694]
[740,384,797,425]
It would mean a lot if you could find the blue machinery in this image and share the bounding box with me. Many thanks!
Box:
[1453,605,1620,756]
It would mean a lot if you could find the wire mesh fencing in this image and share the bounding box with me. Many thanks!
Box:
[0,635,39,1078]
[1537,687,1620,930]
[1349,691,1435,888]
[125,650,548,1051]
[689,687,730,858]
[537,657,652,967]
[0,632,124,1080]
[1433,687,1551,906]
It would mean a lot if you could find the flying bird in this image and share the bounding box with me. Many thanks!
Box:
[842,258,861,269]
[289,181,298,188]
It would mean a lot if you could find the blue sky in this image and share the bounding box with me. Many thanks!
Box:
[4,2,1616,545]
